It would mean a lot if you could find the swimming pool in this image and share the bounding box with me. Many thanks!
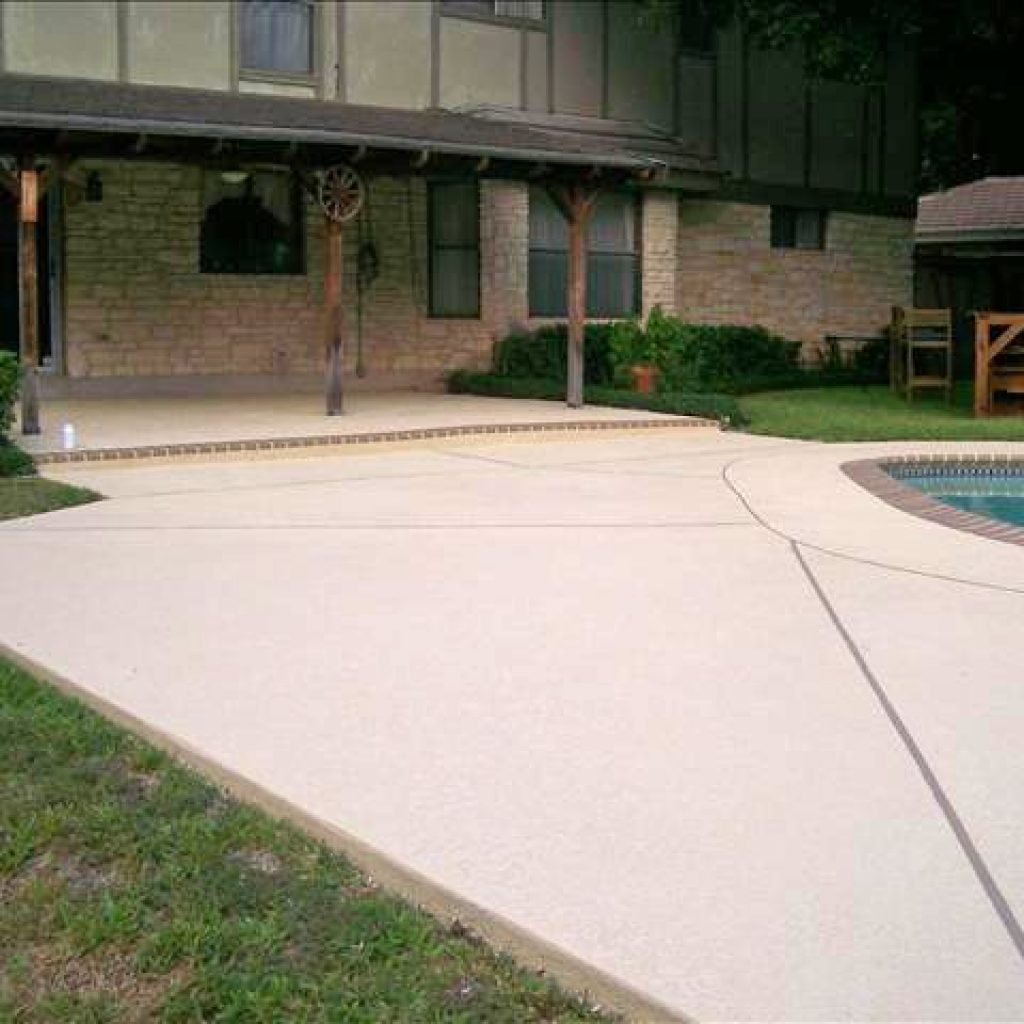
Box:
[889,464,1024,528]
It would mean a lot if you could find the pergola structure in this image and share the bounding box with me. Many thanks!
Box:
[0,75,715,434]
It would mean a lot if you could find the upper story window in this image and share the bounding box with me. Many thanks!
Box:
[200,170,305,275]
[440,1,545,23]
[677,2,715,54]
[771,207,828,250]
[240,0,315,77]
[529,187,641,319]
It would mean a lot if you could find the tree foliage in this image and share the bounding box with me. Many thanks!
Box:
[641,0,1023,190]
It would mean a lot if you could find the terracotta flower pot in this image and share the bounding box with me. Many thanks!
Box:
[630,363,658,394]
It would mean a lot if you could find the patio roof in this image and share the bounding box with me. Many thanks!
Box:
[917,176,1024,244]
[0,73,718,183]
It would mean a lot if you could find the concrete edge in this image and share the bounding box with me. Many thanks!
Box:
[30,418,719,466]
[843,456,1024,548]
[0,642,693,1024]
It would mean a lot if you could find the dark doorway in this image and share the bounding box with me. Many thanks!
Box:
[0,188,51,365]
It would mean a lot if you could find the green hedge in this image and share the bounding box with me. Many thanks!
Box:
[493,324,615,386]
[447,371,748,428]
[0,351,21,441]
[0,441,35,478]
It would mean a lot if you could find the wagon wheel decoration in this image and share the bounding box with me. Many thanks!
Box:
[319,164,365,224]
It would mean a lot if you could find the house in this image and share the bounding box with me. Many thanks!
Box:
[916,176,1024,370]
[0,0,916,428]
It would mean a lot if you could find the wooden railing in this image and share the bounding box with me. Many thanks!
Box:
[974,313,1024,416]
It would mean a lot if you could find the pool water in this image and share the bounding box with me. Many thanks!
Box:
[895,468,1024,528]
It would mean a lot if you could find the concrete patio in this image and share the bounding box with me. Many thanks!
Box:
[16,391,697,462]
[2,429,1023,1021]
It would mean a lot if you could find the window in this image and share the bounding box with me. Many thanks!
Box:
[200,171,304,275]
[771,207,827,250]
[677,2,715,54]
[440,1,545,23]
[240,0,314,77]
[528,188,641,318]
[429,182,481,318]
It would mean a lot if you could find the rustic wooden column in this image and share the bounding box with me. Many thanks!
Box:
[324,217,344,415]
[974,313,990,417]
[547,182,599,409]
[18,163,41,435]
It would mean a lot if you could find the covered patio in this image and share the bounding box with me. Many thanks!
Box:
[19,391,705,464]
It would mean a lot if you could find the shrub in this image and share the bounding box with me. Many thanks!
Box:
[492,324,615,386]
[0,441,36,478]
[446,370,748,428]
[0,351,21,441]
[657,321,801,393]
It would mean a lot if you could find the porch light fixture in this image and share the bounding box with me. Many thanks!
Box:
[220,168,250,185]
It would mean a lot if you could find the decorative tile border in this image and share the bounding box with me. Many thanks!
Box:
[843,455,1024,548]
[32,416,717,466]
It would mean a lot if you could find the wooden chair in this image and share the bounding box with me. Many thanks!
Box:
[890,307,953,402]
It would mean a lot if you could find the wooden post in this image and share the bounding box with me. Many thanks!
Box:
[324,217,343,415]
[19,164,41,435]
[547,182,599,409]
[974,313,989,417]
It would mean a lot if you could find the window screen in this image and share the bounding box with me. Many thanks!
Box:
[429,182,481,318]
[528,188,641,318]
[441,1,544,21]
[240,0,314,76]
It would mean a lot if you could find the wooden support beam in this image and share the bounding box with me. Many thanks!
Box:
[18,161,41,434]
[324,217,344,415]
[546,182,600,409]
[974,313,989,416]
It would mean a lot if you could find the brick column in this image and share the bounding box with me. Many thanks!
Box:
[481,179,529,340]
[641,189,679,318]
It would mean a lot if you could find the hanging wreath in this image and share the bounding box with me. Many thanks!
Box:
[318,164,365,224]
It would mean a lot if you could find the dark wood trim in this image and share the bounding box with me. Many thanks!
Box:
[335,0,345,100]
[545,0,555,113]
[116,0,129,82]
[860,87,871,194]
[877,39,888,196]
[228,0,239,90]
[802,75,813,189]
[740,23,750,181]
[599,0,610,119]
[430,0,441,107]
[519,25,528,111]
[715,179,914,218]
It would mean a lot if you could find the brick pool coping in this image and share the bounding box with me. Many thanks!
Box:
[32,415,716,466]
[843,454,1024,548]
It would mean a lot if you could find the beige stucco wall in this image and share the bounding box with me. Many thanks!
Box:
[676,199,913,350]
[125,0,231,90]
[2,0,118,80]
[238,80,317,100]
[343,0,431,109]
[62,162,531,381]
[439,18,520,109]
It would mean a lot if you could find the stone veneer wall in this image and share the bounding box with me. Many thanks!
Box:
[641,190,679,317]
[675,199,913,351]
[63,161,526,381]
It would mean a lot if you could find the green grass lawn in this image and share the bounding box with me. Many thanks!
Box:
[0,478,101,521]
[0,659,613,1023]
[739,384,1024,442]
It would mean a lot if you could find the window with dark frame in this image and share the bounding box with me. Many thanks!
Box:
[771,206,827,250]
[528,188,641,319]
[677,2,716,54]
[428,182,481,318]
[440,1,545,23]
[240,0,315,77]
[200,171,304,275]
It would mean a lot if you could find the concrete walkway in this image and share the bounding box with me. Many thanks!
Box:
[2,429,1024,1021]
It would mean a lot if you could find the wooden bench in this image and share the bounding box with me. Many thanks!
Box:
[975,312,1024,415]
